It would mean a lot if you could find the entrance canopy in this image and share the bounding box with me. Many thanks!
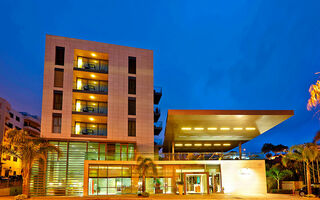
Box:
[163,110,293,152]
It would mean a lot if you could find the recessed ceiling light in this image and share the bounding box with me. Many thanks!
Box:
[223,143,231,146]
[181,127,191,131]
[207,127,217,130]
[213,144,221,146]
[246,127,256,130]
[184,144,192,147]
[175,144,183,147]
[194,144,202,146]
[233,127,243,130]
[194,128,204,131]
[89,117,94,121]
[90,96,95,99]
[91,74,96,78]
[220,127,230,131]
[91,53,96,57]
[204,144,212,147]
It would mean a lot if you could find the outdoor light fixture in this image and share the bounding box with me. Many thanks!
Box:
[194,143,202,146]
[175,144,183,147]
[223,143,231,146]
[213,144,221,146]
[181,127,192,130]
[90,96,95,99]
[207,127,217,130]
[233,127,243,130]
[89,117,95,121]
[245,127,256,130]
[220,127,230,131]
[194,127,204,131]
[91,74,96,78]
[204,144,212,147]
[184,144,192,147]
[91,53,97,57]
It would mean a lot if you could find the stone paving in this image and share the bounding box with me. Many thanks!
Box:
[0,194,316,200]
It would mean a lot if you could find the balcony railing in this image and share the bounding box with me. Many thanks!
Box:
[73,82,108,94]
[154,87,162,104]
[156,152,265,161]
[72,126,107,136]
[154,106,160,122]
[74,60,108,73]
[72,105,108,115]
[154,121,162,136]
[85,152,135,161]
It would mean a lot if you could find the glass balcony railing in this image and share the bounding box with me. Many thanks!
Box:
[72,126,107,136]
[74,58,108,73]
[73,80,108,94]
[72,105,108,115]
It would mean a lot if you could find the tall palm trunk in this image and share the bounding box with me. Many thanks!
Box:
[277,179,280,190]
[317,161,320,183]
[306,162,312,194]
[142,175,146,193]
[312,161,316,183]
[22,167,31,197]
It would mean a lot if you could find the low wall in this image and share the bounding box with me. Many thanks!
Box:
[0,186,22,196]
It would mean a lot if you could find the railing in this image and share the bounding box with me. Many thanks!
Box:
[72,126,107,136]
[157,152,265,161]
[85,152,135,161]
[74,60,108,73]
[72,105,108,115]
[73,82,108,94]
[24,124,40,131]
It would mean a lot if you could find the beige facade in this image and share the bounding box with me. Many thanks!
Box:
[41,35,154,155]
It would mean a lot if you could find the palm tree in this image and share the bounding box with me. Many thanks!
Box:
[282,143,319,194]
[136,156,157,194]
[0,129,62,197]
[266,164,293,190]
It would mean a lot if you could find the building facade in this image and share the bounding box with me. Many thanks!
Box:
[0,97,40,177]
[31,35,293,197]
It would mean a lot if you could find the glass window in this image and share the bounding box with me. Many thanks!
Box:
[128,98,136,115]
[121,145,128,161]
[107,144,115,160]
[128,77,136,94]
[128,56,136,74]
[52,113,61,133]
[128,118,136,137]
[108,166,122,177]
[54,68,64,88]
[55,46,65,66]
[53,91,63,110]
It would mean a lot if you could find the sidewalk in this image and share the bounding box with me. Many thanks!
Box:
[0,194,310,200]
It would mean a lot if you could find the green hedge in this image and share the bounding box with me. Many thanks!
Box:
[270,189,293,194]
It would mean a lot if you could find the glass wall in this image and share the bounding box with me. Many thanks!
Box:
[73,100,107,115]
[73,122,107,136]
[75,56,108,73]
[87,164,221,196]
[29,141,136,197]
[74,78,108,93]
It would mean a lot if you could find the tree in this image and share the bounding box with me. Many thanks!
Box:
[282,143,319,194]
[267,164,293,190]
[0,129,62,197]
[136,156,157,194]
[272,144,288,154]
[307,79,320,112]
[262,143,275,154]
[313,130,320,144]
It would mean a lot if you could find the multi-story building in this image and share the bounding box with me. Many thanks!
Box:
[0,97,40,177]
[31,35,293,197]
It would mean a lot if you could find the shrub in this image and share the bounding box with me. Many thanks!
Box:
[142,192,149,197]
[270,189,292,194]
[15,194,28,200]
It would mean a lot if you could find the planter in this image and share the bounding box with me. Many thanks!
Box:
[178,184,184,195]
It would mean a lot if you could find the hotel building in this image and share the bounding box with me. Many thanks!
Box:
[0,97,40,177]
[31,35,293,197]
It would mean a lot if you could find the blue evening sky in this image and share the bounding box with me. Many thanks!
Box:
[1,0,320,152]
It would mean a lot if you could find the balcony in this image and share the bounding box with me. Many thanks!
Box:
[154,121,162,136]
[154,87,162,104]
[72,102,108,116]
[154,106,160,122]
[72,124,107,137]
[74,57,108,73]
[73,79,108,94]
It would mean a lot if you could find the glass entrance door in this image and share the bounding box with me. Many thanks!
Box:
[185,173,207,194]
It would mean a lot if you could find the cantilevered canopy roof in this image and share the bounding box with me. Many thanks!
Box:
[163,110,294,153]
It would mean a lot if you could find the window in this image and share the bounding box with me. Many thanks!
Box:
[128,98,136,115]
[54,68,64,88]
[128,57,136,74]
[13,157,17,162]
[6,123,13,128]
[55,46,65,66]
[52,113,62,133]
[16,116,20,122]
[15,126,21,130]
[128,77,136,94]
[9,112,13,118]
[128,118,136,137]
[53,91,63,110]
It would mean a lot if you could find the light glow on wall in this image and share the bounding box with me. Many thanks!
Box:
[76,101,81,111]
[89,117,94,121]
[77,79,82,90]
[91,53,97,57]
[75,124,80,135]
[239,168,251,176]
[91,74,96,78]
[194,143,202,146]
[90,96,95,99]
[220,127,230,131]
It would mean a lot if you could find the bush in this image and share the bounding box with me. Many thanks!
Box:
[142,192,149,197]
[15,194,28,200]
[270,189,292,194]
